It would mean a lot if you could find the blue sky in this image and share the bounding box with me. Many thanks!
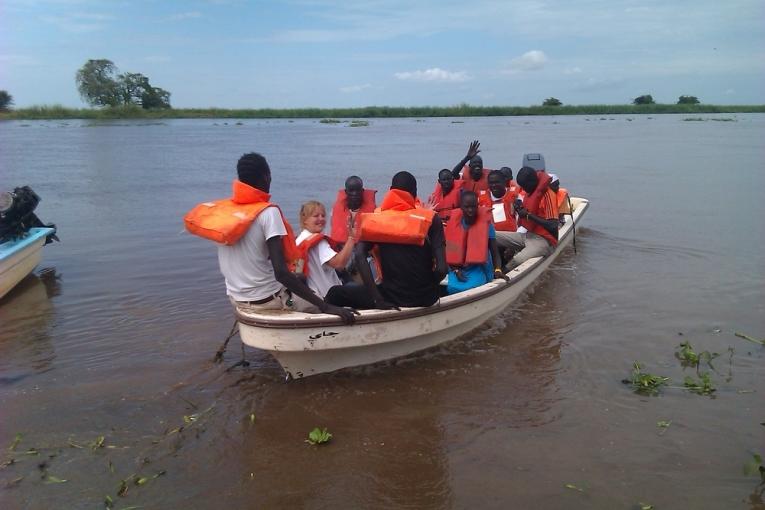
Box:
[2,0,764,108]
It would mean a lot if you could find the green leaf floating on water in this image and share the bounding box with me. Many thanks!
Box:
[8,433,22,451]
[744,453,765,481]
[564,483,584,492]
[306,427,332,445]
[43,474,68,484]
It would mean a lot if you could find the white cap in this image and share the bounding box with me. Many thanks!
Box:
[549,173,559,183]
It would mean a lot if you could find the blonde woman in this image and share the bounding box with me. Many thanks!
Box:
[295,201,356,301]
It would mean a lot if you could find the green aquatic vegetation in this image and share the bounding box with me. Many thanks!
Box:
[683,373,716,395]
[637,503,654,510]
[306,427,332,445]
[683,117,705,121]
[319,118,342,124]
[564,483,585,492]
[349,120,369,127]
[8,433,22,451]
[735,331,765,346]
[91,435,106,450]
[657,420,672,435]
[675,341,719,369]
[744,453,765,481]
[623,362,669,394]
[43,473,67,484]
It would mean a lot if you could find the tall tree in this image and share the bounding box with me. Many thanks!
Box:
[677,95,700,104]
[75,59,171,109]
[543,97,562,106]
[0,90,13,112]
[633,94,655,105]
[76,59,121,107]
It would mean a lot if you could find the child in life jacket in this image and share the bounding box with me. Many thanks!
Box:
[445,191,507,294]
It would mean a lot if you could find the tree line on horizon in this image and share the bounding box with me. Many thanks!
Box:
[542,94,700,107]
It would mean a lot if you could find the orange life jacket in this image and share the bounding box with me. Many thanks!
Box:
[428,179,464,221]
[479,189,518,232]
[329,188,377,246]
[556,188,571,215]
[184,180,301,261]
[359,189,435,246]
[507,180,522,201]
[461,166,491,193]
[518,171,558,246]
[295,232,327,277]
[445,208,492,266]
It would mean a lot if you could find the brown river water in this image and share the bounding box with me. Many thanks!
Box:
[0,115,763,509]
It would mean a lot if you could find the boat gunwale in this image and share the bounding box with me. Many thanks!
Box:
[236,198,589,329]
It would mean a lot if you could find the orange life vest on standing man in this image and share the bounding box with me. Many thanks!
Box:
[184,180,301,264]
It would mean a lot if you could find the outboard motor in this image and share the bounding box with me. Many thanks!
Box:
[522,153,546,171]
[0,186,59,244]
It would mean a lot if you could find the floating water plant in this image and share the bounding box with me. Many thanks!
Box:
[657,420,672,435]
[306,427,332,445]
[319,118,342,124]
[735,332,765,346]
[675,341,719,369]
[623,362,669,394]
[744,453,765,482]
[349,120,369,127]
[564,483,585,492]
[683,373,716,395]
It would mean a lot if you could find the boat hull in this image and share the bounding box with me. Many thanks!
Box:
[237,199,589,378]
[0,228,55,300]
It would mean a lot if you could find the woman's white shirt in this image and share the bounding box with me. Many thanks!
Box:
[296,229,342,298]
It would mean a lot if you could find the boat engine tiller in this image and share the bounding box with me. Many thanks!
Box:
[0,186,58,244]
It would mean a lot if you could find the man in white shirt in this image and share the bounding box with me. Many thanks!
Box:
[217,153,356,323]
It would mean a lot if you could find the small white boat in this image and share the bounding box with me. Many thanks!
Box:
[235,197,589,379]
[0,227,57,300]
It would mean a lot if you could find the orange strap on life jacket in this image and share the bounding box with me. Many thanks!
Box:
[184,180,301,261]
[445,208,491,266]
[358,189,435,246]
[295,233,328,277]
[329,188,377,246]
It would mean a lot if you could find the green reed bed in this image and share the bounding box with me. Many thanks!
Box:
[2,103,764,120]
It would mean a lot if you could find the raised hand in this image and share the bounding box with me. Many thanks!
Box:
[467,140,481,159]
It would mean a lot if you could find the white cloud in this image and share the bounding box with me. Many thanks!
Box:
[340,83,372,93]
[502,50,548,75]
[564,66,582,75]
[394,68,471,83]
[170,11,202,20]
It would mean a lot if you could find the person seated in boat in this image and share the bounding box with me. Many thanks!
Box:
[445,191,506,294]
[325,171,448,309]
[185,152,356,324]
[451,140,490,193]
[478,170,520,265]
[293,200,358,311]
[502,166,559,270]
[499,166,522,197]
[426,168,463,224]
[329,175,376,249]
[548,173,571,223]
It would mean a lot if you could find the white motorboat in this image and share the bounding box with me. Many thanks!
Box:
[235,197,589,379]
[0,227,57,300]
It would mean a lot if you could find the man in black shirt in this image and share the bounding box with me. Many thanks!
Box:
[325,171,448,309]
